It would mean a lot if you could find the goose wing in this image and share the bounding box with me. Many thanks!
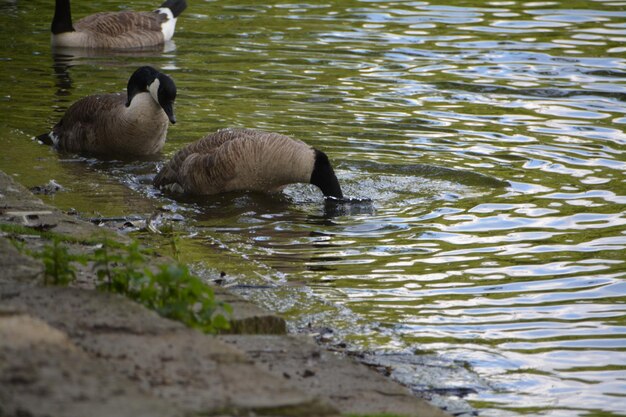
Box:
[154,128,265,188]
[155,128,316,194]
[75,11,165,36]
[52,93,125,153]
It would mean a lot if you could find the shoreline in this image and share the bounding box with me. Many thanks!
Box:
[0,169,451,417]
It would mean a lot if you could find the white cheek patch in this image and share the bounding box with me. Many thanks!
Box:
[156,8,177,41]
[50,132,60,147]
[148,78,161,104]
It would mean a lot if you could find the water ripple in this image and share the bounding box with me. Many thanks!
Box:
[1,1,625,416]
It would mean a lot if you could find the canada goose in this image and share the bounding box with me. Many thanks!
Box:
[153,128,344,199]
[37,66,176,156]
[51,0,187,49]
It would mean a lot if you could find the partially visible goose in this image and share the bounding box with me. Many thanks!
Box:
[51,0,187,49]
[153,128,344,199]
[38,66,176,156]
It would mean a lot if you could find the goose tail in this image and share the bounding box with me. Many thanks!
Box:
[159,0,187,18]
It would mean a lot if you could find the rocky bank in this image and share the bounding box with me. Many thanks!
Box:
[0,170,451,417]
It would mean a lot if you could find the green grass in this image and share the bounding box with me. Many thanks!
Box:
[39,237,80,285]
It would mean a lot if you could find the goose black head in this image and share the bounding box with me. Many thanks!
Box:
[310,149,344,200]
[126,66,177,124]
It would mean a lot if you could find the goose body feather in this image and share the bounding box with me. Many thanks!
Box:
[49,92,169,156]
[154,129,318,195]
[51,0,186,49]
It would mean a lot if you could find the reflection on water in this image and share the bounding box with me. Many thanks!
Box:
[1,1,625,416]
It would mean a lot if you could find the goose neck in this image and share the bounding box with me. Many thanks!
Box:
[52,0,74,34]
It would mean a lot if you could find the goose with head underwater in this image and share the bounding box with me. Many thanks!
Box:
[37,66,177,157]
[153,128,344,199]
[51,0,187,49]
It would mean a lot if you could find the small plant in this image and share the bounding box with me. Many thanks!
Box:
[38,237,78,285]
[93,237,146,294]
[139,263,232,333]
[6,224,232,334]
[120,240,148,293]
[92,236,231,334]
[6,236,27,253]
[160,223,181,261]
[93,236,121,291]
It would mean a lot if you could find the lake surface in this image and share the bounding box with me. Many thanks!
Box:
[1,0,625,415]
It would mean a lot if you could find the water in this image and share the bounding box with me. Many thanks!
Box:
[1,0,625,415]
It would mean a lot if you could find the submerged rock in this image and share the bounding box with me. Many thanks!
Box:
[30,179,64,195]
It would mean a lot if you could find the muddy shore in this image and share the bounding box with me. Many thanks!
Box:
[0,169,454,417]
